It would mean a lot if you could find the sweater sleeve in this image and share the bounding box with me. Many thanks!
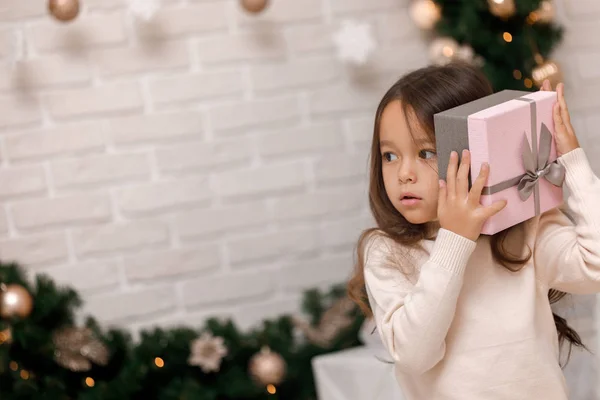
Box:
[534,147,600,293]
[364,229,476,374]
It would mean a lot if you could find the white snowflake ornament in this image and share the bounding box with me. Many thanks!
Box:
[188,332,228,373]
[332,20,377,66]
[128,0,161,21]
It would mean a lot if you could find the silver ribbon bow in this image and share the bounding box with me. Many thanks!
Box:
[517,122,565,213]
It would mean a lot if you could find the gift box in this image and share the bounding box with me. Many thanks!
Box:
[434,90,565,235]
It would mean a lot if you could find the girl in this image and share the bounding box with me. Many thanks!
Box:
[348,61,597,399]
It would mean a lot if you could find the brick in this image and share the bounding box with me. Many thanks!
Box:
[227,228,319,265]
[12,194,111,231]
[0,55,91,91]
[0,0,46,20]
[0,96,42,129]
[562,22,600,50]
[40,260,121,293]
[134,3,228,38]
[257,121,343,158]
[174,202,269,241]
[149,70,244,105]
[84,286,177,324]
[330,0,399,14]
[236,0,322,25]
[0,166,46,200]
[314,153,369,183]
[319,216,372,248]
[197,32,286,64]
[123,244,220,282]
[5,121,106,162]
[272,185,366,221]
[250,57,339,92]
[43,82,143,119]
[116,177,212,216]
[280,254,353,291]
[0,232,69,267]
[564,83,600,112]
[565,0,600,18]
[91,41,190,77]
[83,0,126,8]
[234,296,302,330]
[0,208,8,236]
[29,14,126,53]
[156,137,253,174]
[285,24,334,55]
[209,96,301,133]
[52,153,150,189]
[0,28,17,60]
[576,51,600,80]
[374,11,420,43]
[214,162,306,198]
[308,83,382,116]
[108,111,204,146]
[74,220,169,257]
[182,271,276,308]
[345,116,374,148]
[367,43,429,75]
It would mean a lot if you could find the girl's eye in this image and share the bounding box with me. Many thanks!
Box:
[383,152,398,162]
[419,150,437,160]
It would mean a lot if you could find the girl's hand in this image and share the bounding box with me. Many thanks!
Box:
[438,150,507,242]
[540,79,580,157]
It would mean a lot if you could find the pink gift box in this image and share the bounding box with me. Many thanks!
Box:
[434,90,563,235]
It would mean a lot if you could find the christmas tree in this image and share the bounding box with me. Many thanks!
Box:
[413,0,563,91]
[0,262,364,399]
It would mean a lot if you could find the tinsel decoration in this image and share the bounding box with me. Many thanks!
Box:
[52,327,109,372]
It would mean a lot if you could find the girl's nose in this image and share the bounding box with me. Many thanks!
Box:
[398,160,417,184]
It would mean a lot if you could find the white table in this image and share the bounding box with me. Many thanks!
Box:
[312,345,406,400]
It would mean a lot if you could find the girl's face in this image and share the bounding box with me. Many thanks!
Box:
[379,101,439,224]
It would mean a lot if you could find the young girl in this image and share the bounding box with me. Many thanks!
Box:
[348,61,598,399]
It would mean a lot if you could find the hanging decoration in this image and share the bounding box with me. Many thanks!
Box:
[332,19,377,66]
[532,56,562,88]
[0,283,33,319]
[487,0,516,19]
[240,0,269,14]
[128,0,161,21]
[52,327,110,372]
[248,346,286,387]
[48,0,80,23]
[292,296,355,348]
[188,331,228,373]
[409,0,442,30]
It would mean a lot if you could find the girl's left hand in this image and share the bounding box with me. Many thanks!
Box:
[541,79,580,156]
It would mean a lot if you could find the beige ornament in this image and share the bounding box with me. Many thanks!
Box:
[0,284,33,319]
[240,0,269,14]
[188,332,228,373]
[488,0,516,19]
[53,327,109,372]
[248,346,286,386]
[292,296,356,348]
[48,0,80,22]
[409,0,441,30]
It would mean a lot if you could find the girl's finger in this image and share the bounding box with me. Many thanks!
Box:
[457,149,471,196]
[483,199,507,219]
[541,79,551,91]
[468,163,489,206]
[446,151,458,196]
[553,102,563,129]
[557,83,571,126]
[438,179,447,210]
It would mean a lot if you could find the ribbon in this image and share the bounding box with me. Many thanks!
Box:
[481,97,565,216]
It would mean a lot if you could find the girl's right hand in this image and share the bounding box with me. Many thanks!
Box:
[437,150,507,242]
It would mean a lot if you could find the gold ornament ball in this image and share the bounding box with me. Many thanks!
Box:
[240,0,269,14]
[410,0,441,30]
[248,347,286,386]
[48,0,80,23]
[532,60,562,89]
[488,0,516,19]
[0,284,33,319]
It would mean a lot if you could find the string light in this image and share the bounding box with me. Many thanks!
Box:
[9,361,18,371]
[524,78,533,88]
[266,384,277,394]
[503,32,513,42]
[154,357,164,368]
[513,70,522,80]
[85,377,95,387]
[20,370,29,380]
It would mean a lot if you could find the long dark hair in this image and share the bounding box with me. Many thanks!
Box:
[347,61,585,366]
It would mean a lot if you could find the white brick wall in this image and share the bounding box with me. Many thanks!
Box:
[0,0,599,396]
